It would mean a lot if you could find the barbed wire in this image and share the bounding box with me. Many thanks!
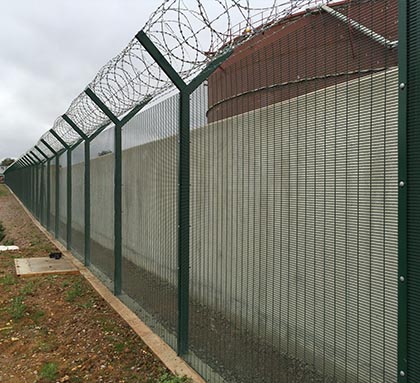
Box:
[39,131,64,153]
[25,0,327,161]
[36,140,56,158]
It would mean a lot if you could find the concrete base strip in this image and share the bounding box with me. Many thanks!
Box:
[8,186,206,383]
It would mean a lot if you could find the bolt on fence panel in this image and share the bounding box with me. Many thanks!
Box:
[185,2,398,382]
[71,144,85,261]
[89,127,115,287]
[50,159,57,236]
[405,1,420,380]
[120,92,180,351]
[5,0,416,382]
[40,162,47,226]
[35,162,40,219]
[58,153,67,245]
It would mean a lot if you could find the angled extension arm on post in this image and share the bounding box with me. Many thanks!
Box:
[84,87,122,295]
[62,114,91,266]
[34,145,49,225]
[84,87,153,295]
[34,145,50,162]
[40,139,58,156]
[136,29,232,356]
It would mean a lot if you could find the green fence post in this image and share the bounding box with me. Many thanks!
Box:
[41,138,58,232]
[84,140,91,266]
[136,30,232,356]
[34,159,39,218]
[29,155,37,213]
[19,158,26,206]
[46,159,51,231]
[26,154,35,214]
[400,1,420,381]
[28,151,41,216]
[25,159,32,211]
[21,157,30,207]
[26,159,32,208]
[84,87,152,295]
[31,159,36,215]
[55,154,60,239]
[40,162,45,224]
[84,88,123,295]
[49,129,70,246]
[67,149,72,250]
[398,1,408,382]
[32,151,43,219]
[34,146,49,226]
[62,114,91,265]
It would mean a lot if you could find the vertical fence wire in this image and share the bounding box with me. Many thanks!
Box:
[3,1,405,382]
[120,93,180,350]
[71,145,85,260]
[187,1,398,382]
[406,1,420,380]
[58,153,67,244]
[89,127,115,285]
[50,159,56,235]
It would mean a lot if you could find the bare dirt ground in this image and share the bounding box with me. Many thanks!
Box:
[0,185,188,383]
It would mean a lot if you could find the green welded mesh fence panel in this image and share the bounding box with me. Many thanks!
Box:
[71,145,85,260]
[187,2,399,382]
[40,163,47,226]
[58,153,67,244]
[406,1,420,381]
[5,1,416,382]
[120,93,179,351]
[89,127,114,284]
[35,165,40,219]
[50,161,56,235]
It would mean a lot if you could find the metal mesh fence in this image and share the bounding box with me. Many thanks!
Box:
[71,145,85,260]
[121,93,180,349]
[186,2,398,381]
[406,1,420,380]
[40,163,47,226]
[89,128,115,283]
[50,161,56,235]
[4,1,416,382]
[58,153,67,245]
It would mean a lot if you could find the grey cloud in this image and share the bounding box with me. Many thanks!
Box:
[0,0,159,161]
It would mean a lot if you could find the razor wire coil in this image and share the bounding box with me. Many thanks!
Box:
[26,0,324,159]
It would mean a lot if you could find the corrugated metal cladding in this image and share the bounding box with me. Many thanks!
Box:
[207,0,398,123]
[187,1,399,382]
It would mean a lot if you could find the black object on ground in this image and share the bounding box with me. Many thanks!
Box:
[49,252,62,260]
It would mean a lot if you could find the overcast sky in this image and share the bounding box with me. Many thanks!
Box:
[0,0,161,161]
[0,0,295,162]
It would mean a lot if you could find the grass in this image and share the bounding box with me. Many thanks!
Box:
[80,297,95,309]
[39,362,58,382]
[157,373,191,383]
[65,280,84,302]
[0,221,5,242]
[20,281,35,295]
[8,296,26,320]
[0,190,185,382]
[37,341,57,353]
[31,309,45,324]
[0,274,16,286]
[0,185,8,197]
[114,342,125,353]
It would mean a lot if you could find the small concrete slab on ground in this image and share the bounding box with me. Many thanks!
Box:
[14,257,79,277]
